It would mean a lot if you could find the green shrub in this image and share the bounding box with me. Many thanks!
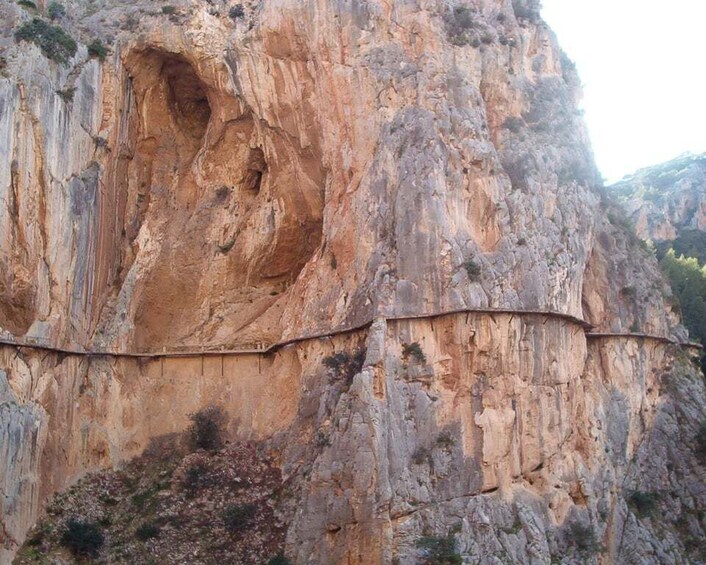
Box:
[512,0,540,21]
[621,286,636,298]
[567,522,601,554]
[181,461,210,494]
[627,490,659,517]
[267,554,291,565]
[416,534,462,564]
[87,39,108,61]
[14,18,77,64]
[436,431,455,449]
[222,503,256,533]
[130,485,159,510]
[188,405,226,451]
[161,5,176,14]
[56,87,75,103]
[323,348,366,386]
[27,523,49,546]
[444,5,477,46]
[60,519,104,558]
[17,0,37,10]
[229,4,244,20]
[135,522,161,541]
[315,429,331,447]
[464,259,482,281]
[503,117,524,133]
[411,446,430,465]
[215,185,231,201]
[47,1,65,19]
[403,342,426,363]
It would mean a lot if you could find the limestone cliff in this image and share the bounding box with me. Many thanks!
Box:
[1,0,704,563]
[613,153,706,360]
[612,153,706,246]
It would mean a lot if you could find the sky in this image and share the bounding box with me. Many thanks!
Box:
[541,0,706,183]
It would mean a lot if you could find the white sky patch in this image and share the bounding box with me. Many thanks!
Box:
[541,0,706,182]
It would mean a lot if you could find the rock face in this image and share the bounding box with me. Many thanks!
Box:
[612,153,706,356]
[1,0,704,563]
[612,153,706,244]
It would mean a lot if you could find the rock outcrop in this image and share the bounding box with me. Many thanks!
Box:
[612,152,706,245]
[613,153,706,359]
[1,0,704,563]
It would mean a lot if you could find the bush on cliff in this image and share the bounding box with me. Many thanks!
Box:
[47,1,66,20]
[14,18,77,64]
[60,519,104,558]
[222,503,256,533]
[463,259,482,281]
[323,348,366,387]
[187,405,227,451]
[403,342,427,363]
[135,521,161,541]
[567,522,602,555]
[229,4,245,20]
[627,490,659,518]
[87,39,108,61]
[267,555,291,565]
[416,534,462,564]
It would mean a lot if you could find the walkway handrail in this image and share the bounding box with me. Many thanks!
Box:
[585,332,703,350]
[0,307,698,358]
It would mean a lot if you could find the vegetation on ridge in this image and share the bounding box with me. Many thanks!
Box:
[14,17,77,64]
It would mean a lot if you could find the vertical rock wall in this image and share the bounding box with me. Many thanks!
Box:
[0,0,703,563]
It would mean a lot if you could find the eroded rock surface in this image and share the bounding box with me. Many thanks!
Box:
[1,0,704,563]
[612,153,706,244]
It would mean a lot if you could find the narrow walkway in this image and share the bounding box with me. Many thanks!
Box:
[586,332,703,350]
[0,308,700,359]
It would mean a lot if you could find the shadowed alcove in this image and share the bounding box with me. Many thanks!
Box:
[97,48,325,349]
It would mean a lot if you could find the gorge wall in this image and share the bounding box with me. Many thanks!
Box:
[612,153,706,245]
[1,0,705,563]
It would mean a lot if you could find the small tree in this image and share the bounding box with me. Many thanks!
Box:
[464,259,482,281]
[47,1,66,20]
[416,534,462,564]
[187,405,227,451]
[403,342,426,363]
[135,522,161,541]
[14,18,77,64]
[567,522,602,555]
[323,348,366,387]
[267,555,291,565]
[87,39,108,61]
[60,519,104,558]
[229,4,245,20]
[627,490,659,517]
[178,458,210,495]
[222,503,256,532]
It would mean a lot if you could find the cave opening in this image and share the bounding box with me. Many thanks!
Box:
[162,57,212,142]
[242,147,266,194]
[102,47,326,349]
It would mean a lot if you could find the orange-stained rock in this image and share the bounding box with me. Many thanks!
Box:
[0,1,704,563]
